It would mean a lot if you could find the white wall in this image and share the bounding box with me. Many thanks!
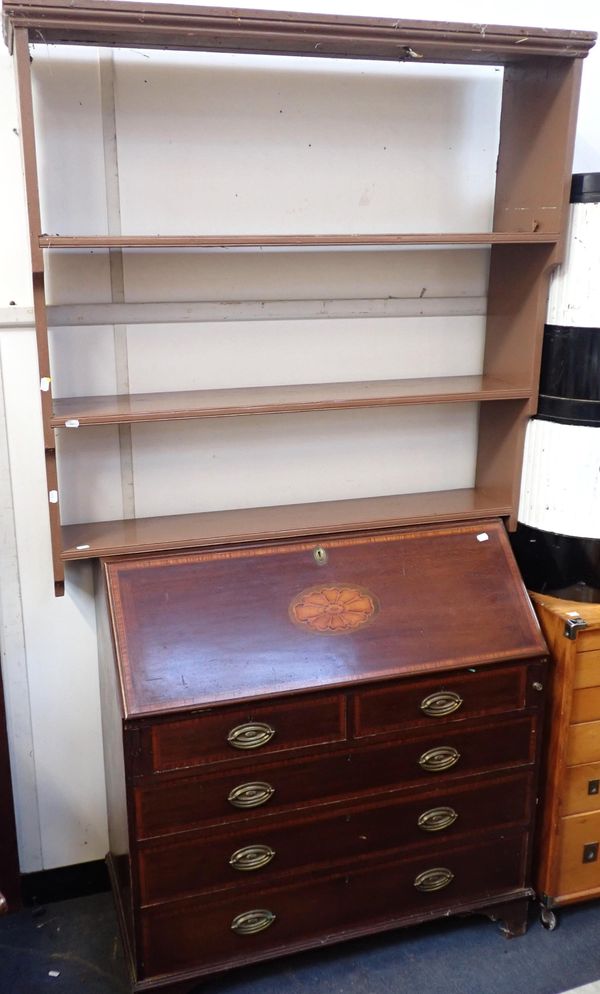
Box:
[1,0,599,872]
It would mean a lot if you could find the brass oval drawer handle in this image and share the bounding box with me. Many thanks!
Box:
[418,746,460,772]
[228,781,275,809]
[229,844,276,871]
[231,909,276,935]
[417,806,458,832]
[414,867,454,893]
[227,722,276,750]
[420,691,463,718]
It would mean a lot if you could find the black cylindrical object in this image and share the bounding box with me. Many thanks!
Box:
[538,325,600,426]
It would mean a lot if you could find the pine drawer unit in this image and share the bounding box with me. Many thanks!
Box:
[96,519,547,993]
[531,593,600,922]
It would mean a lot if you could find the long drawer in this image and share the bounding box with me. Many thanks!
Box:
[133,714,538,839]
[137,769,534,905]
[139,830,528,979]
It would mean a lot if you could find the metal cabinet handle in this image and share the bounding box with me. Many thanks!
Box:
[414,867,454,893]
[227,722,275,750]
[231,909,276,935]
[417,806,458,832]
[418,746,460,772]
[229,845,276,871]
[228,781,275,809]
[420,691,463,717]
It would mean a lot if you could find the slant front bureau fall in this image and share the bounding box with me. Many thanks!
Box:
[96,520,547,993]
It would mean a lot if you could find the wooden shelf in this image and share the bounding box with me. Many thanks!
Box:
[3,0,595,64]
[61,486,513,560]
[51,376,531,427]
[38,232,560,250]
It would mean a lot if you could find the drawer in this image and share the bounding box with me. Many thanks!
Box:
[574,650,600,691]
[137,770,534,905]
[563,763,600,816]
[571,687,600,724]
[353,664,535,738]
[139,831,528,978]
[578,631,600,654]
[555,810,600,899]
[133,694,346,775]
[565,720,600,766]
[134,714,538,839]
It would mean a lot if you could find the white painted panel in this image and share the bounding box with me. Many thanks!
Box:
[56,425,124,525]
[45,253,113,307]
[130,404,478,518]
[114,51,501,236]
[547,203,600,328]
[0,335,42,872]
[30,46,107,237]
[126,316,485,392]
[50,326,118,399]
[1,331,107,868]
[518,418,600,539]
[121,247,490,303]
[0,51,33,308]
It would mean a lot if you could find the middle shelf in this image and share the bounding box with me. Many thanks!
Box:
[51,374,531,427]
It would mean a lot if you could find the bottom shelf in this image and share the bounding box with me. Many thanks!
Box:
[60,486,512,561]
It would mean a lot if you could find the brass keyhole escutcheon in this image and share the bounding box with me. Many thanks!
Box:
[313,546,328,565]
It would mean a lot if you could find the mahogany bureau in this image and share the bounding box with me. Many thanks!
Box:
[95,520,547,993]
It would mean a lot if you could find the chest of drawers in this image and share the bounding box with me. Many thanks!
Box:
[530,593,600,925]
[96,520,547,993]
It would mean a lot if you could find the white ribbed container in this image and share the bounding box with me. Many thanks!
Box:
[518,418,600,539]
[547,201,600,328]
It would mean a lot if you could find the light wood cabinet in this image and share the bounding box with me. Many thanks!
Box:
[531,593,600,926]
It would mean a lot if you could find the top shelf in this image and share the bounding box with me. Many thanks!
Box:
[3,0,596,64]
[38,232,561,251]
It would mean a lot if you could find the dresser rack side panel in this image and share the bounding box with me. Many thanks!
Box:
[493,59,583,241]
[12,27,64,592]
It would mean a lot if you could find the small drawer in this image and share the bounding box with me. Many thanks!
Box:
[563,763,600,816]
[353,664,533,738]
[571,686,600,724]
[139,831,528,979]
[137,770,534,905]
[578,631,600,654]
[555,810,600,899]
[135,694,346,774]
[574,650,600,691]
[566,720,600,766]
[134,714,538,839]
